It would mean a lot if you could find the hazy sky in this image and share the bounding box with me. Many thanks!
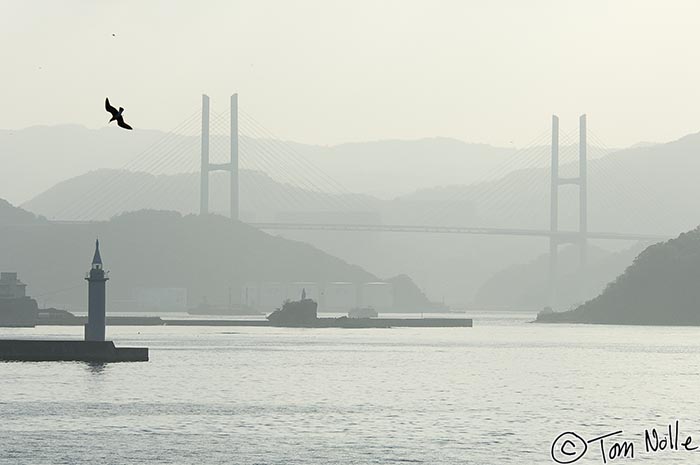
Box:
[2,0,700,147]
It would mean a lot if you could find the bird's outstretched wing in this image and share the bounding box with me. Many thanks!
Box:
[105,98,119,117]
[117,119,133,130]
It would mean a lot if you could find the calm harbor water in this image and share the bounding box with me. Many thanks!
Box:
[2,312,700,464]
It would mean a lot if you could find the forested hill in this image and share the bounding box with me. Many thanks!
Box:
[0,200,432,312]
[537,226,700,325]
[0,198,45,224]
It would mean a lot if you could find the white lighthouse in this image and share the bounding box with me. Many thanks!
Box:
[85,239,108,342]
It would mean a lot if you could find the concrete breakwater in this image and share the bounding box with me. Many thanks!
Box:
[35,316,473,328]
[0,340,148,362]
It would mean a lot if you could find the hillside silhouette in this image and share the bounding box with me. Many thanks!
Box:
[0,200,435,313]
[475,242,647,310]
[537,226,700,325]
[0,198,46,225]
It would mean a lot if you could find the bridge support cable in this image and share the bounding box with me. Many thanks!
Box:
[56,110,202,220]
[239,111,363,197]
[465,132,555,225]
[208,110,303,214]
[587,129,682,236]
[78,112,204,220]
[239,111,378,213]
[237,112,377,217]
[418,129,553,227]
[473,122,595,233]
[237,112,360,212]
[82,134,202,220]
[50,110,200,219]
[210,108,342,216]
[233,112,345,213]
[238,116,343,209]
[75,121,201,219]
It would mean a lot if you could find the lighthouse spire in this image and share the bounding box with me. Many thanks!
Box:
[92,238,102,268]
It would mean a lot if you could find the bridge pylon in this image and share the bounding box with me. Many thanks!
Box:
[548,114,588,309]
[199,93,239,220]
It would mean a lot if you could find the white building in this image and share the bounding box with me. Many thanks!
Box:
[0,272,27,299]
[359,282,394,311]
[324,282,358,311]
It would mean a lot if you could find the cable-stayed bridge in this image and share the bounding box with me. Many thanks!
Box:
[41,94,675,307]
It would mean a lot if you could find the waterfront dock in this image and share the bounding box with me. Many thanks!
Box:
[0,340,148,362]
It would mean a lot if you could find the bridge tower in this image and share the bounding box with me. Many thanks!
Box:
[548,114,588,309]
[199,93,239,220]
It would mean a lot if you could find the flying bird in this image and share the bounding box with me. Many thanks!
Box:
[105,98,133,130]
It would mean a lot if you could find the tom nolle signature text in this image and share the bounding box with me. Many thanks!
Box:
[551,421,698,463]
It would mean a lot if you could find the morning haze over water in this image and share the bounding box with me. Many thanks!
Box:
[2,1,700,464]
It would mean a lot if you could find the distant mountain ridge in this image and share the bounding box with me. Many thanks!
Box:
[0,125,525,205]
[22,168,382,222]
[399,131,700,235]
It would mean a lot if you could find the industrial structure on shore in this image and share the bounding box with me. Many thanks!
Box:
[0,272,38,327]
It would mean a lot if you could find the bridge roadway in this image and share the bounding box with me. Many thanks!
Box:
[249,222,669,242]
[44,220,668,242]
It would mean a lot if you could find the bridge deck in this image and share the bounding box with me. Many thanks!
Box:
[249,222,668,242]
[40,220,668,242]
